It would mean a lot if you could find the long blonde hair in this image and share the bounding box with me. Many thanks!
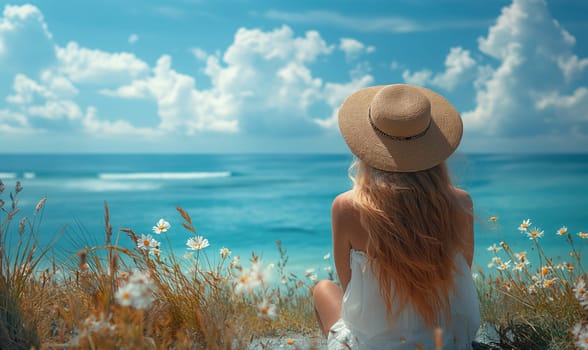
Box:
[350,159,469,328]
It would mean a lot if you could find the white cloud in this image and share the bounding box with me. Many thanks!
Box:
[402,47,476,91]
[402,69,432,87]
[56,42,150,84]
[315,75,375,129]
[0,108,35,133]
[339,38,375,61]
[6,73,81,120]
[0,4,55,73]
[105,25,368,136]
[463,0,588,138]
[191,47,208,61]
[83,106,158,136]
[128,34,139,44]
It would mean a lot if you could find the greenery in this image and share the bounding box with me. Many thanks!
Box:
[0,180,586,349]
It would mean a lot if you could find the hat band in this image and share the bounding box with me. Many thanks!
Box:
[368,108,432,141]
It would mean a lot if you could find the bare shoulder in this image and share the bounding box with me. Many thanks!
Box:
[452,187,473,209]
[332,191,356,216]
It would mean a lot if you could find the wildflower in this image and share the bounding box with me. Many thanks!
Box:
[512,261,529,272]
[526,228,544,240]
[487,244,502,253]
[578,232,588,239]
[233,261,271,294]
[152,218,170,234]
[286,338,295,346]
[230,256,240,268]
[496,260,511,271]
[323,266,332,272]
[137,234,160,252]
[257,299,278,320]
[83,313,116,334]
[471,273,479,280]
[305,268,315,277]
[573,279,588,309]
[556,226,568,236]
[186,236,209,250]
[115,270,155,309]
[572,322,588,350]
[514,251,527,262]
[219,247,231,259]
[542,278,557,288]
[566,262,575,272]
[310,274,318,281]
[281,275,287,284]
[541,265,551,277]
[487,256,502,268]
[150,247,161,257]
[488,216,498,222]
[323,253,331,260]
[518,219,531,231]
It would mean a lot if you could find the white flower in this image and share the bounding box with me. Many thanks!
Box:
[152,218,170,234]
[233,261,271,294]
[83,313,116,334]
[526,228,544,240]
[487,244,502,253]
[512,260,529,272]
[496,260,511,271]
[574,278,588,309]
[115,270,155,309]
[572,322,588,350]
[219,247,231,259]
[556,226,568,236]
[323,253,331,260]
[304,268,315,277]
[137,234,160,252]
[310,274,318,281]
[257,299,278,320]
[518,219,532,232]
[186,236,209,250]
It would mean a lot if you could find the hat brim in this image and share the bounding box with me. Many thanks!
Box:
[338,85,463,172]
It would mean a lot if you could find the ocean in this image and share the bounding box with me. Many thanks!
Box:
[1,153,587,280]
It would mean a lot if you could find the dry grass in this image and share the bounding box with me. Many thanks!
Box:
[475,219,588,349]
[1,180,587,349]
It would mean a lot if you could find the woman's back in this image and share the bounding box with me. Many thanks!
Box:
[341,249,480,349]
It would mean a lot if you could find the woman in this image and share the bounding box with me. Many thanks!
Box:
[313,84,480,349]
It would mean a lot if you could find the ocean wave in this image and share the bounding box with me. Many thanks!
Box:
[64,179,161,192]
[0,172,17,179]
[0,172,36,180]
[98,171,231,180]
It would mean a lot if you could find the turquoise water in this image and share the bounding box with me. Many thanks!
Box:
[1,153,587,278]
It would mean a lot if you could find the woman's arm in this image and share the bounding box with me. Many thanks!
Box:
[331,192,353,291]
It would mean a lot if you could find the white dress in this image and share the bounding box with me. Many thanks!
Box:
[327,249,480,350]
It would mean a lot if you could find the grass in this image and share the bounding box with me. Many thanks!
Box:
[0,180,587,349]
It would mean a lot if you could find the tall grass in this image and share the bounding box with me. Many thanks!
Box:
[476,218,588,349]
[0,181,321,349]
[0,180,586,349]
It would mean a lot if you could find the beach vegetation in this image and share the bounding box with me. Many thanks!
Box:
[0,180,586,349]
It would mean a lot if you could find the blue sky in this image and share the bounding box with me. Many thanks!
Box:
[0,0,587,153]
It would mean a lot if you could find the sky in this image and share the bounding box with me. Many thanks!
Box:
[0,0,587,154]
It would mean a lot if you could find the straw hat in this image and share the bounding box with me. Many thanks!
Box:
[338,84,463,172]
